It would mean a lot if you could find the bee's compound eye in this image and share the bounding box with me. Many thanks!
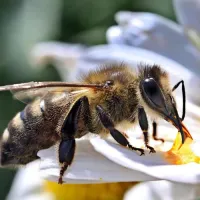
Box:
[143,78,165,108]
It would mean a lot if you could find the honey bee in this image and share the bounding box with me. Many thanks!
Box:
[0,64,192,184]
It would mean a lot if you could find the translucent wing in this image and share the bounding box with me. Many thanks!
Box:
[0,81,104,104]
[11,87,68,103]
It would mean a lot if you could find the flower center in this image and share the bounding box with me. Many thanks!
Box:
[44,182,137,200]
[164,132,200,164]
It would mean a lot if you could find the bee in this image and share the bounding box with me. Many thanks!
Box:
[0,64,192,184]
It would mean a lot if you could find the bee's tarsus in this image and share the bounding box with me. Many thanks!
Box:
[146,145,156,153]
[127,144,145,155]
[138,107,156,153]
[58,139,75,184]
[152,121,165,143]
[58,162,68,184]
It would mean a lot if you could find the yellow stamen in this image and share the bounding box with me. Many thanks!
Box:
[164,132,200,164]
[44,182,137,200]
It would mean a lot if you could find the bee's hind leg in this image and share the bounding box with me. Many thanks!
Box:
[58,96,89,184]
[96,105,145,156]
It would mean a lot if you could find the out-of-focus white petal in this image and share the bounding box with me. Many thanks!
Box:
[30,42,200,103]
[173,0,200,52]
[124,180,200,200]
[15,194,54,200]
[106,26,124,44]
[30,42,87,82]
[30,42,85,66]
[38,139,155,183]
[6,160,54,200]
[173,0,200,33]
[31,42,193,81]
[106,11,200,76]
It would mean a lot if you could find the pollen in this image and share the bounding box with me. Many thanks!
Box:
[164,132,200,165]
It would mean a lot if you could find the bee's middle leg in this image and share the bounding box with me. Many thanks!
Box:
[96,105,145,156]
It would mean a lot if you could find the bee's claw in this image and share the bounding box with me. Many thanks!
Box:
[149,149,156,154]
[146,145,156,154]
[140,150,145,156]
[58,177,63,184]
[128,144,145,155]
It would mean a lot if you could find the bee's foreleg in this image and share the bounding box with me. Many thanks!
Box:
[96,105,145,156]
[58,97,86,184]
[138,107,156,153]
[152,121,164,143]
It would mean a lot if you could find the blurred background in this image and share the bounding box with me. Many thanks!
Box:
[0,0,192,199]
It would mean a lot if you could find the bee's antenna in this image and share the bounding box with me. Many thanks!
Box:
[172,80,186,121]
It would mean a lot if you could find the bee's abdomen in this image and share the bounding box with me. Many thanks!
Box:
[1,98,61,165]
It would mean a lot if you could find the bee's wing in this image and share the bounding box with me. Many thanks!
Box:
[11,87,67,103]
[0,81,103,104]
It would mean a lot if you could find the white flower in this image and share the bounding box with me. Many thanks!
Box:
[38,96,200,184]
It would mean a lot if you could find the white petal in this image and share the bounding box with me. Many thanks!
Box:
[173,0,200,52]
[6,160,54,200]
[90,137,200,184]
[30,42,87,82]
[124,180,200,200]
[106,26,124,44]
[107,11,200,77]
[30,42,85,66]
[31,41,200,103]
[38,139,155,183]
[173,0,200,33]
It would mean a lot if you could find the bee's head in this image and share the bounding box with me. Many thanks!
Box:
[138,64,187,143]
